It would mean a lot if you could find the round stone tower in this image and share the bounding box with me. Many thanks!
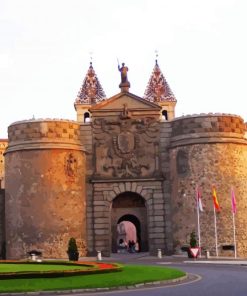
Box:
[169,114,247,257]
[4,119,86,259]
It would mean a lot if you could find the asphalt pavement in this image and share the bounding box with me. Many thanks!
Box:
[2,253,247,296]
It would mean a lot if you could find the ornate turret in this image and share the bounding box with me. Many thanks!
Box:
[74,62,106,122]
[144,60,177,121]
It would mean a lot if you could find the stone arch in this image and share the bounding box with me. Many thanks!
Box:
[111,191,148,253]
[103,182,151,203]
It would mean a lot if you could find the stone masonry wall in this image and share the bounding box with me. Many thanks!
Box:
[5,120,86,259]
[170,114,247,257]
[0,140,8,189]
[159,121,173,253]
[79,123,94,255]
[0,189,5,258]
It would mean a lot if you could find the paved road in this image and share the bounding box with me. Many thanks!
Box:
[36,254,247,296]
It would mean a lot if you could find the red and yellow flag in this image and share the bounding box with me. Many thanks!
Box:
[212,186,220,211]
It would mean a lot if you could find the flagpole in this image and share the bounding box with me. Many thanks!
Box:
[213,205,218,257]
[232,212,237,258]
[230,187,237,259]
[196,187,201,257]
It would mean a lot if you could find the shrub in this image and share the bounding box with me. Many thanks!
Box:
[67,238,79,261]
[189,231,197,248]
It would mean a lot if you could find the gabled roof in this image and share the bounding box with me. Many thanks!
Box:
[75,62,106,105]
[90,91,161,111]
[144,60,176,103]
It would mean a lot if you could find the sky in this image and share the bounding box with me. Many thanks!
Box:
[0,0,247,138]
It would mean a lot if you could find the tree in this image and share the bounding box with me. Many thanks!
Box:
[67,237,79,261]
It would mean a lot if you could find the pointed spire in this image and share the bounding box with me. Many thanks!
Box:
[144,60,176,103]
[75,62,106,105]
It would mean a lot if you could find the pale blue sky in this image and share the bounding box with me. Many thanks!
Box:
[0,0,246,138]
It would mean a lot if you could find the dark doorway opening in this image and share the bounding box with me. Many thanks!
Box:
[117,215,141,252]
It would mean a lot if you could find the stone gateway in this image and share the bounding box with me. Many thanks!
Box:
[0,60,247,259]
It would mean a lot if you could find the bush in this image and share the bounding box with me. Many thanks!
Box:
[67,238,79,261]
[189,231,197,248]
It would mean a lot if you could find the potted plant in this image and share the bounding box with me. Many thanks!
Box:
[67,237,79,261]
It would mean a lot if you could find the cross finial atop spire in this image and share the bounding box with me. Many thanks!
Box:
[89,51,93,63]
[155,49,159,65]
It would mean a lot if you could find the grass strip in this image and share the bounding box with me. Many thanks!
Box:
[0,264,185,293]
[0,264,89,272]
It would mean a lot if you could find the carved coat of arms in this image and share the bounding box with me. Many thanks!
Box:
[92,114,160,179]
[64,153,77,178]
[117,131,134,154]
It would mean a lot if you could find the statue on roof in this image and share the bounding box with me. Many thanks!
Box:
[118,62,129,84]
[118,62,130,92]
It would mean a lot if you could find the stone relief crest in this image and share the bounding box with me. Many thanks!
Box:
[116,130,135,154]
[92,116,160,179]
[65,153,77,178]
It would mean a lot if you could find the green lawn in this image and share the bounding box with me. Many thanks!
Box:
[0,264,185,293]
[0,263,89,273]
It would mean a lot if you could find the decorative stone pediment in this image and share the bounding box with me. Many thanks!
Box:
[90,92,161,112]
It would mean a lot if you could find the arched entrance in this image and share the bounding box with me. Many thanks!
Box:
[117,215,140,252]
[111,192,148,253]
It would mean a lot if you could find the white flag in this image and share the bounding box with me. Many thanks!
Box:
[197,188,203,212]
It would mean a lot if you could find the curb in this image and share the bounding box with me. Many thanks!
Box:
[0,274,197,295]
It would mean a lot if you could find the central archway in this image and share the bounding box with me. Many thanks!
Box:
[111,191,148,253]
[117,215,140,252]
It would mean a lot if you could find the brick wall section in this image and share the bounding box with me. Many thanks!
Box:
[5,120,86,259]
[159,121,173,253]
[170,114,247,257]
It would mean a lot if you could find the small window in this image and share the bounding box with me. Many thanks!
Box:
[84,112,91,123]
[162,110,168,121]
